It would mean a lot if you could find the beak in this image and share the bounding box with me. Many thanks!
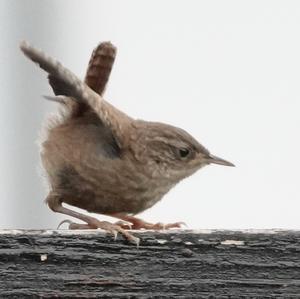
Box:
[207,154,235,167]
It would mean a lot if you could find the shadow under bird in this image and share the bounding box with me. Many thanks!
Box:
[20,40,234,245]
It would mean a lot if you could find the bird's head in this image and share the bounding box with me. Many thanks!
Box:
[131,121,234,182]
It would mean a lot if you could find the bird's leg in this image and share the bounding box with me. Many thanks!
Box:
[110,213,186,230]
[46,194,139,245]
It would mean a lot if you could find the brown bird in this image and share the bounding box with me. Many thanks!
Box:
[20,41,234,245]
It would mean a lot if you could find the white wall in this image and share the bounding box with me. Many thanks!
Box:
[0,0,299,229]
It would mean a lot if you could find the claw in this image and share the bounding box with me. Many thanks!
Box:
[114,220,133,230]
[57,219,73,229]
[178,221,188,228]
[112,230,118,241]
[164,221,187,229]
[134,237,140,249]
[159,221,187,230]
[157,222,165,230]
[126,235,140,248]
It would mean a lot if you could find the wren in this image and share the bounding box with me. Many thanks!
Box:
[20,41,234,245]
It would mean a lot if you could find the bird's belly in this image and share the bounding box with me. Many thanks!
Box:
[129,183,175,214]
[62,173,174,215]
[90,180,174,215]
[48,156,175,215]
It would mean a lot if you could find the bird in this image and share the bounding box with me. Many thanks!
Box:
[20,40,234,245]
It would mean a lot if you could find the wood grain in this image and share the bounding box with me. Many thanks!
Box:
[0,229,299,298]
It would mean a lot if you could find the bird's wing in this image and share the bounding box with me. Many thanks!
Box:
[20,40,132,148]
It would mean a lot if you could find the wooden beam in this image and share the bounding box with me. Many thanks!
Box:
[1,229,299,297]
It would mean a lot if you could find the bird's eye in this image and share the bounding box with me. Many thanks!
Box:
[178,148,190,159]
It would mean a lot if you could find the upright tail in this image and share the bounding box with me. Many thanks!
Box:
[85,41,117,96]
[46,41,117,116]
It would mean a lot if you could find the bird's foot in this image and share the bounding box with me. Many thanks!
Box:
[113,215,186,230]
[57,219,139,246]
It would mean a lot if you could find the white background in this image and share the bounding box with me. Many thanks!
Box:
[0,0,299,229]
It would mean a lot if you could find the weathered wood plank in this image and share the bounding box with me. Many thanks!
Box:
[0,229,299,298]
